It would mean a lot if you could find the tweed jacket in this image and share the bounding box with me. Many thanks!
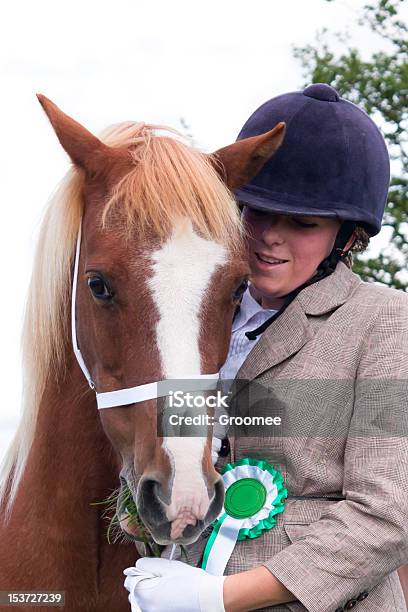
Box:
[160,262,408,612]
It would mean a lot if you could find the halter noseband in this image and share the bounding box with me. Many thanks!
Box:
[71,222,220,409]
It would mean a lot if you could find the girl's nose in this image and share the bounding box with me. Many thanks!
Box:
[261,216,285,247]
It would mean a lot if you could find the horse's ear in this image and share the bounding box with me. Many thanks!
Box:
[36,94,114,176]
[209,122,286,190]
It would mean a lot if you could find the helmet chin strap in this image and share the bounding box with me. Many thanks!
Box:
[310,220,356,283]
[245,221,356,340]
[71,222,220,410]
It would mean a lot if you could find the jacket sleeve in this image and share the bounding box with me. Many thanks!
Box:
[263,292,408,612]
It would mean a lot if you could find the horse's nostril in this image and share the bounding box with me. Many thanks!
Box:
[214,476,224,501]
[152,481,168,506]
[138,477,169,527]
[142,478,171,505]
[206,477,224,523]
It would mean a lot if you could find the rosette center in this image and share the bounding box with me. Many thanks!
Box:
[224,478,267,518]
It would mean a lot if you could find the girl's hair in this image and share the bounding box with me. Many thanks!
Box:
[341,225,370,268]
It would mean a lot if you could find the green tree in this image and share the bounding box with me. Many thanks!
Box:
[294,0,408,289]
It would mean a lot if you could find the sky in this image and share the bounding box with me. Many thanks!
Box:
[1,0,406,460]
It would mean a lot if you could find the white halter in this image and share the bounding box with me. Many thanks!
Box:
[71,222,220,409]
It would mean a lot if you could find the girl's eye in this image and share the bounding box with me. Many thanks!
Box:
[233,279,248,301]
[87,276,114,301]
[292,218,318,228]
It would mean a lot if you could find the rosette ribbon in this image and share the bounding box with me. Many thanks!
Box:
[201,457,287,576]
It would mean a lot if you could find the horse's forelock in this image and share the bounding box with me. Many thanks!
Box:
[100,123,244,249]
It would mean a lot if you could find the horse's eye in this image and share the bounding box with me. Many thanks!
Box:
[233,279,248,301]
[87,276,113,300]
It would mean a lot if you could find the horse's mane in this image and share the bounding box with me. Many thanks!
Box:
[0,122,243,512]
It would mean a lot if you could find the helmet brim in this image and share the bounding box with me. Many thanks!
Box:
[235,187,340,219]
[234,186,379,236]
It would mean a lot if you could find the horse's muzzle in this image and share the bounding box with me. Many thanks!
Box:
[135,475,224,545]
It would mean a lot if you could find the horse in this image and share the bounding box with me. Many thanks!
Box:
[0,95,285,611]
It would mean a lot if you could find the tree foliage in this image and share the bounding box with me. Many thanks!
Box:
[294,0,408,289]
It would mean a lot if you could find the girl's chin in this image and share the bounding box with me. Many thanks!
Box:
[250,283,287,308]
[250,277,285,296]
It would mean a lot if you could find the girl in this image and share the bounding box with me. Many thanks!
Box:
[124,83,408,612]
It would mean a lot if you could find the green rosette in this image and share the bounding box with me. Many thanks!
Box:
[201,457,287,575]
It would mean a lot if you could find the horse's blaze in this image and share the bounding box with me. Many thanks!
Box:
[147,219,227,539]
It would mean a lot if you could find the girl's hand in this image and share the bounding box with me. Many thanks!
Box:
[123,558,225,612]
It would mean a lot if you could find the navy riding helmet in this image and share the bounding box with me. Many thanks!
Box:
[235,83,390,237]
[235,84,391,339]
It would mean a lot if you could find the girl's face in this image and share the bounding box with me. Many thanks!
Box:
[242,206,343,309]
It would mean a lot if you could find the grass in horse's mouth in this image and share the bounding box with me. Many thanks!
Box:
[91,482,188,560]
[91,482,161,555]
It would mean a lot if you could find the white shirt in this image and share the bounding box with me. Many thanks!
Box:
[219,286,277,383]
[211,288,277,446]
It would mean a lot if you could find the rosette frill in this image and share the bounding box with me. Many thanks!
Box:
[202,457,287,575]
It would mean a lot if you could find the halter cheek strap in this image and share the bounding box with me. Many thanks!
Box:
[71,222,220,409]
[71,222,95,389]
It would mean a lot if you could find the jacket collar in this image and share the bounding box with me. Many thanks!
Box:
[235,262,362,382]
[296,261,362,315]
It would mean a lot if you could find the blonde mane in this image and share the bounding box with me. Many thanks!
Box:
[0,122,243,512]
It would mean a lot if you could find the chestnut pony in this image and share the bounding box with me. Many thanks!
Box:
[0,96,284,611]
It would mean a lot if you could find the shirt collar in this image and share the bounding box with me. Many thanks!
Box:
[233,285,277,332]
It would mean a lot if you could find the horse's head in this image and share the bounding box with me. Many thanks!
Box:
[37,95,285,544]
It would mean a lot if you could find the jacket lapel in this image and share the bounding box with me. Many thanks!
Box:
[235,262,362,383]
[236,300,312,381]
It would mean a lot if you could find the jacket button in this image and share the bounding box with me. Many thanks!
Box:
[219,437,230,457]
[357,591,369,601]
[345,599,357,609]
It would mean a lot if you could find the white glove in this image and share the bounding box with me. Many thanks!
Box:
[123,557,226,612]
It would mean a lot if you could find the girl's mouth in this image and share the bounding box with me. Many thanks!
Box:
[255,252,288,267]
